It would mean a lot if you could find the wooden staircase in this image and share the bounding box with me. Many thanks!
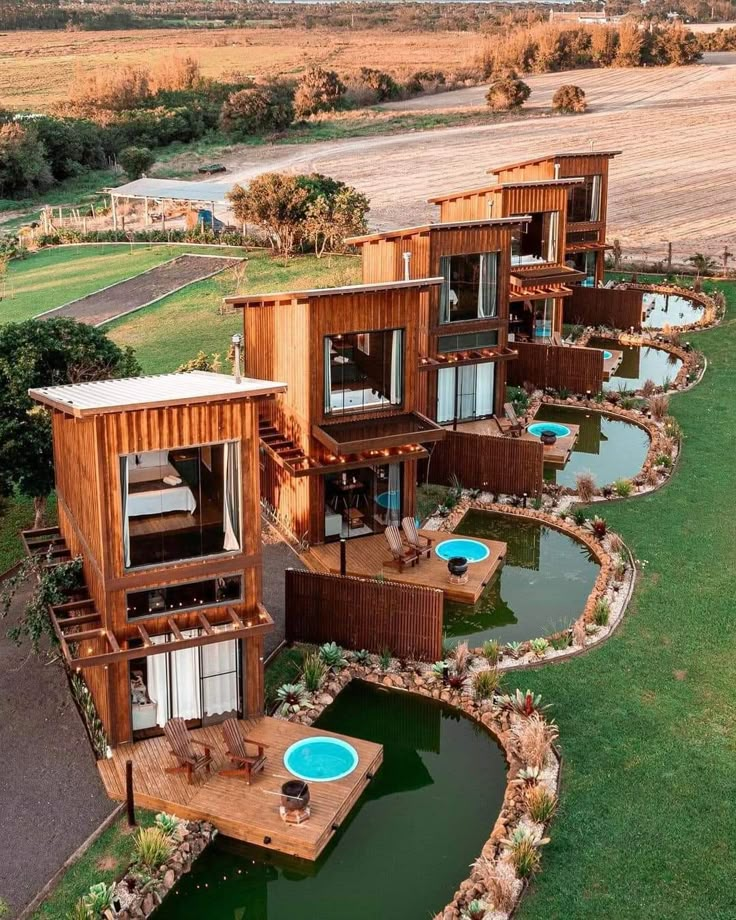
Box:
[258,417,310,473]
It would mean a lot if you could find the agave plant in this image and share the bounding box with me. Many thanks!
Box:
[504,640,523,659]
[517,765,542,786]
[82,882,114,916]
[431,660,449,681]
[529,637,550,658]
[318,641,348,670]
[587,515,608,538]
[378,648,392,670]
[352,649,370,664]
[462,899,488,920]
[276,682,309,715]
[499,688,551,717]
[155,811,185,841]
[502,827,549,879]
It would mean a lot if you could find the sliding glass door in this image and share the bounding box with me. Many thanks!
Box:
[437,362,496,424]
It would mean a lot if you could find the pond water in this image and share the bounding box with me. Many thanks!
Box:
[534,405,650,488]
[444,509,599,645]
[154,681,507,920]
[589,336,683,392]
[641,291,703,328]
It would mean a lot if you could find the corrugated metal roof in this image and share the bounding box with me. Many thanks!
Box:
[428,177,584,204]
[226,276,444,307]
[345,216,532,245]
[29,371,286,417]
[105,178,234,204]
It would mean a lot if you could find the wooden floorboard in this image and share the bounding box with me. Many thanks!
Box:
[98,718,383,861]
[302,529,505,604]
[603,349,624,380]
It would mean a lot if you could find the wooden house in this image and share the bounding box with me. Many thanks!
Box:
[226,279,447,546]
[488,150,622,287]
[346,218,524,426]
[29,370,285,746]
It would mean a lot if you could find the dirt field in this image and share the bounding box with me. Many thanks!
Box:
[218,56,736,262]
[0,27,484,110]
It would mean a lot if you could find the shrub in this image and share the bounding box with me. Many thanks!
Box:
[355,67,400,102]
[664,416,682,439]
[575,471,596,502]
[318,641,347,670]
[552,84,587,113]
[451,640,471,674]
[613,478,633,497]
[641,378,657,397]
[593,597,611,626]
[512,713,559,770]
[294,66,345,117]
[276,682,308,715]
[118,145,155,179]
[503,827,549,878]
[648,393,669,420]
[572,508,587,526]
[526,785,558,823]
[0,123,52,198]
[219,84,294,138]
[484,870,516,913]
[473,668,502,700]
[481,639,500,664]
[485,72,531,112]
[133,827,173,870]
[506,385,530,416]
[655,452,673,469]
[529,637,550,658]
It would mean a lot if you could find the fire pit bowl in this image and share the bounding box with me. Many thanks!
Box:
[281,780,310,812]
[540,429,558,446]
[447,556,469,578]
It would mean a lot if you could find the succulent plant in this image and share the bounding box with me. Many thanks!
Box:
[499,688,551,717]
[318,641,348,670]
[155,811,185,841]
[82,883,114,916]
[352,649,370,664]
[504,640,523,659]
[276,682,308,715]
[517,765,542,786]
[502,827,549,878]
[462,899,488,920]
[529,637,550,657]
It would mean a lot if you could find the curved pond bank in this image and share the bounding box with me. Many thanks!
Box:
[589,336,683,392]
[641,290,703,328]
[154,681,507,920]
[444,509,599,645]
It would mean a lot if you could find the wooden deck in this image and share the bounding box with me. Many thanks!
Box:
[302,529,506,604]
[603,348,624,381]
[98,718,383,861]
[521,423,580,468]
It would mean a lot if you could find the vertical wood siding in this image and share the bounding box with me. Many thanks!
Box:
[568,286,644,332]
[427,432,544,496]
[506,342,604,394]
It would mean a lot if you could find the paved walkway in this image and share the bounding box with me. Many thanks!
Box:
[261,535,306,658]
[0,582,114,918]
[38,254,241,327]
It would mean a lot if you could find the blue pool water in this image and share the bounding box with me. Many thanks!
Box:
[435,538,490,563]
[602,350,613,360]
[375,490,400,510]
[284,737,359,782]
[527,421,572,439]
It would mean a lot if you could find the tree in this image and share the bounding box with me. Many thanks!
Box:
[356,68,400,102]
[0,123,52,198]
[228,173,310,259]
[721,245,734,275]
[615,22,644,66]
[219,85,293,138]
[0,320,140,526]
[552,84,587,113]
[485,72,531,112]
[294,66,345,117]
[686,253,717,277]
[118,145,155,179]
[304,186,370,257]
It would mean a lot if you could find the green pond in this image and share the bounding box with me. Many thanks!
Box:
[534,405,650,488]
[588,336,682,392]
[154,681,507,920]
[444,509,598,645]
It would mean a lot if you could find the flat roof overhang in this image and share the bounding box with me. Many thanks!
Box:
[345,216,532,246]
[510,265,586,287]
[509,284,574,302]
[313,411,445,456]
[419,345,518,370]
[487,151,622,175]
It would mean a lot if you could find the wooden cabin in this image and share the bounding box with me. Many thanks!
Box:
[488,150,622,287]
[29,371,285,747]
[225,279,446,546]
[346,218,524,426]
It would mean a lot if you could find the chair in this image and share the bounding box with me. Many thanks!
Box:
[503,402,525,437]
[164,718,213,784]
[551,331,564,347]
[401,517,433,560]
[385,525,419,570]
[219,718,268,784]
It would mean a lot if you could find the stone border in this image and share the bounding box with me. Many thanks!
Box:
[613,282,724,332]
[278,666,561,920]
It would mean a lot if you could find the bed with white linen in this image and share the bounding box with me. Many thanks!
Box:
[126,450,197,517]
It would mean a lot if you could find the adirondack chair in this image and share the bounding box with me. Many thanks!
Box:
[164,718,213,784]
[219,718,268,784]
[401,517,433,560]
[503,402,524,437]
[385,525,418,569]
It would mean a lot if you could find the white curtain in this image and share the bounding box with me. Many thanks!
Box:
[171,630,202,721]
[324,336,333,413]
[387,463,401,526]
[458,366,476,420]
[201,637,239,718]
[437,367,456,424]
[547,212,559,262]
[590,175,602,221]
[120,458,131,568]
[390,330,402,405]
[147,635,169,728]
[476,362,495,417]
[478,253,498,318]
[439,256,451,323]
[222,441,240,552]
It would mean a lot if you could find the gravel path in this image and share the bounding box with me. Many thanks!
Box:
[261,537,306,658]
[38,255,241,327]
[0,583,114,918]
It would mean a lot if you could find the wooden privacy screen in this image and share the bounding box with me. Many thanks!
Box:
[426,431,544,497]
[568,286,644,332]
[285,569,443,661]
[507,342,604,394]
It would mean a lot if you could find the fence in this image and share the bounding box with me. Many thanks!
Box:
[507,341,604,393]
[568,286,644,332]
[285,569,443,661]
[426,430,544,496]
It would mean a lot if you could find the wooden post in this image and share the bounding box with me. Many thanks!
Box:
[144,197,150,227]
[125,759,136,827]
[666,241,672,271]
[340,538,347,576]
[111,195,118,231]
[162,200,166,232]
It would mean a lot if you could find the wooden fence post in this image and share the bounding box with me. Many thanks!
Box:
[125,759,136,827]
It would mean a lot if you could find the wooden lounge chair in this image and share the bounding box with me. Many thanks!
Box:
[401,517,433,560]
[164,718,213,784]
[385,525,419,570]
[219,718,268,784]
[503,403,524,438]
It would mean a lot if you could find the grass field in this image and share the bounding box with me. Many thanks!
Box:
[517,280,736,920]
[0,243,249,325]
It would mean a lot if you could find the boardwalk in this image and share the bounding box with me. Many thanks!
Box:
[98,717,382,861]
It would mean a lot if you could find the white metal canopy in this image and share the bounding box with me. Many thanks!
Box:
[105,177,234,205]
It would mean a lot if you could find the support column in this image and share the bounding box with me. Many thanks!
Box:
[111,195,118,231]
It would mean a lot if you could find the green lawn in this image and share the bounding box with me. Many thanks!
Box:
[106,251,360,374]
[0,493,57,574]
[0,243,249,326]
[518,280,736,920]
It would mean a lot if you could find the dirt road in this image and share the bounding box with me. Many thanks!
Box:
[221,57,736,262]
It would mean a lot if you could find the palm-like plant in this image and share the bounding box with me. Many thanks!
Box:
[686,253,717,277]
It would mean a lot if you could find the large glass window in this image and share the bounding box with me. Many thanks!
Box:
[324,462,402,541]
[324,329,403,415]
[126,575,242,621]
[568,251,597,286]
[437,362,496,424]
[567,175,602,223]
[533,299,556,340]
[439,252,499,323]
[121,442,241,569]
[512,213,558,265]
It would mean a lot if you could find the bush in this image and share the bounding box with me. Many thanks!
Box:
[118,145,155,179]
[485,72,531,111]
[613,478,633,497]
[649,393,669,420]
[219,84,294,138]
[481,638,500,664]
[133,827,173,869]
[0,123,52,198]
[552,84,587,113]
[526,785,558,823]
[302,652,327,691]
[473,668,502,700]
[593,597,611,626]
[294,66,345,117]
[575,471,596,502]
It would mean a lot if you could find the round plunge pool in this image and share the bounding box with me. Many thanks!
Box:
[283,736,359,783]
[526,421,572,439]
[435,538,490,563]
[602,350,613,360]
